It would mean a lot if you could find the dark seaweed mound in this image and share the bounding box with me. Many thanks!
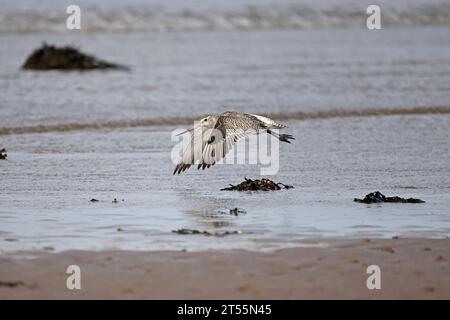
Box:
[221,177,293,191]
[354,191,425,204]
[22,43,127,70]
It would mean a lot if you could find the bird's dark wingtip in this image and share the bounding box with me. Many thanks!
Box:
[174,164,190,175]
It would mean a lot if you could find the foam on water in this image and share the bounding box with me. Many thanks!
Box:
[1,0,450,34]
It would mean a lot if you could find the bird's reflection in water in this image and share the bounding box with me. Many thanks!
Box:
[177,191,243,229]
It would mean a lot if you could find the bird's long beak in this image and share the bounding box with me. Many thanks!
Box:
[175,125,196,136]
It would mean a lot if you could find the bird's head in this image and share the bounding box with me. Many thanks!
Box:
[175,115,217,136]
[199,115,217,128]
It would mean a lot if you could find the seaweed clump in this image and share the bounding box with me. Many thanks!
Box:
[229,208,246,216]
[22,43,127,71]
[221,177,293,191]
[0,148,6,160]
[354,191,425,204]
[172,229,241,237]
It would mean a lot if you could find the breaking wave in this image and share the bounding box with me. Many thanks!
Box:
[1,1,450,34]
[1,106,449,136]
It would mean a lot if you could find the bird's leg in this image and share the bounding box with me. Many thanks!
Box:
[278,134,295,143]
[266,129,278,138]
[266,129,295,144]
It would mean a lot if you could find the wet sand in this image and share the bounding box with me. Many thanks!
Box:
[1,238,449,299]
[2,114,450,253]
[2,106,450,136]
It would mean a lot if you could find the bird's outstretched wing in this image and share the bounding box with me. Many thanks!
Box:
[173,115,256,174]
[221,111,286,128]
[173,127,206,174]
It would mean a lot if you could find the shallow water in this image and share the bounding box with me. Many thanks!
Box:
[1,114,450,252]
[1,0,450,252]
[1,26,450,130]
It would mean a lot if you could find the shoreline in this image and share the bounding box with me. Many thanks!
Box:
[1,238,449,299]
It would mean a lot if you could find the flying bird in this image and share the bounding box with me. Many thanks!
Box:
[173,111,294,174]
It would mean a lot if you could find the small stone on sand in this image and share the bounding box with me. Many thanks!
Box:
[378,246,395,254]
[423,286,435,293]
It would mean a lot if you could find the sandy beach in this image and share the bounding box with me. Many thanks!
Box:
[1,238,449,299]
